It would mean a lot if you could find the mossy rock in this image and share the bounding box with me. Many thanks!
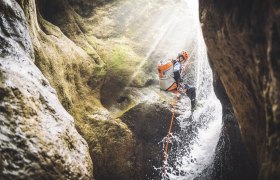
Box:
[76,117,134,180]
[120,102,181,179]
[100,44,142,109]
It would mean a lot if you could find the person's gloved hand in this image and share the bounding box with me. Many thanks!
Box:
[177,83,187,94]
[177,87,186,94]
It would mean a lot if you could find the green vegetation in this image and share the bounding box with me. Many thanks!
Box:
[100,44,143,108]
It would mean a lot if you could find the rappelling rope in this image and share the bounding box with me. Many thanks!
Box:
[163,94,178,177]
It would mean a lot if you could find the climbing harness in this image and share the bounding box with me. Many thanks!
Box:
[163,93,178,177]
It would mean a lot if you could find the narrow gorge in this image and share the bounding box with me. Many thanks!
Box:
[0,0,279,180]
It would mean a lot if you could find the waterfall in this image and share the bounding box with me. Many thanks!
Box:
[159,1,223,179]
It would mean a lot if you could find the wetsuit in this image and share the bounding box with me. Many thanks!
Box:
[179,83,196,111]
[173,61,196,111]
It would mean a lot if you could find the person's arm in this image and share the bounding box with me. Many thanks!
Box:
[173,61,181,85]
[174,71,181,85]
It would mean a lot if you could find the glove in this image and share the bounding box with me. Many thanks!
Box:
[177,83,186,94]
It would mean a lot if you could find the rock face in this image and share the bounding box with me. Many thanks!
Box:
[121,102,180,180]
[200,0,280,179]
[77,117,134,180]
[21,0,105,113]
[0,0,93,179]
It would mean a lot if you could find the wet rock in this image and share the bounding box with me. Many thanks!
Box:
[200,0,280,179]
[121,102,180,180]
[76,117,134,180]
[76,101,177,180]
[0,0,93,179]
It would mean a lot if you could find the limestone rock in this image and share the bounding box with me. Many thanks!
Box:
[121,102,180,179]
[200,0,280,179]
[0,0,93,179]
[77,117,134,180]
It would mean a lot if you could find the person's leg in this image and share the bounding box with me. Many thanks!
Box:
[185,84,196,111]
[190,88,196,111]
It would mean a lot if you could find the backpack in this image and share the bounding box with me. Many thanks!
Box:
[157,59,177,91]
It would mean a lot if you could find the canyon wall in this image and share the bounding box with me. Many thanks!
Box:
[0,0,93,178]
[200,0,280,179]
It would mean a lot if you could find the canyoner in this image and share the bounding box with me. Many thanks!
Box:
[157,50,198,177]
[157,50,197,112]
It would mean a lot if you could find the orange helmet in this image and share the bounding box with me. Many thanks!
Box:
[177,51,189,61]
[182,51,188,60]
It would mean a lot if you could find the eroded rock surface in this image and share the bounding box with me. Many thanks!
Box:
[0,0,93,178]
[200,0,280,179]
[121,102,180,180]
[77,117,134,180]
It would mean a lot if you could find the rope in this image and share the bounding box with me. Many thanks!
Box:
[163,94,178,177]
[162,49,194,177]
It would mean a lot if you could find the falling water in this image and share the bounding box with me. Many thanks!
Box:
[160,1,223,179]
